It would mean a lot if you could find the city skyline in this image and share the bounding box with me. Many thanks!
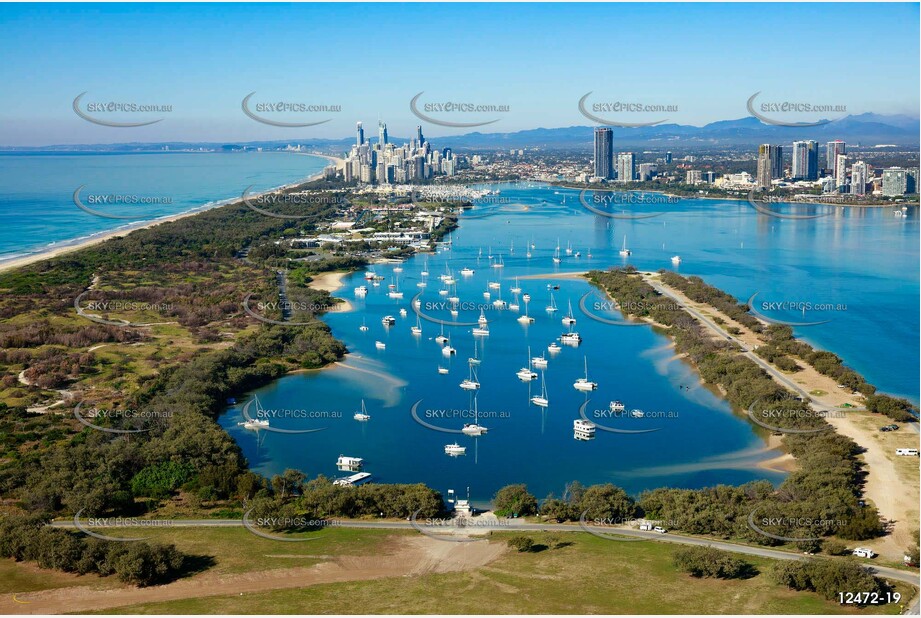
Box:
[0,3,918,146]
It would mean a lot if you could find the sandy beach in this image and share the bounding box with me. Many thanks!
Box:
[309,270,353,313]
[0,153,346,276]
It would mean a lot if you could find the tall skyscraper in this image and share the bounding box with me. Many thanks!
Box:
[850,161,868,195]
[616,152,635,183]
[378,121,388,146]
[593,127,614,179]
[826,140,846,176]
[665,151,672,164]
[356,122,365,147]
[757,144,782,189]
[792,140,819,180]
[416,125,424,146]
[835,154,848,192]
[882,167,908,196]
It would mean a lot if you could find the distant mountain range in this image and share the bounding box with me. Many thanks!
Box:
[5,113,918,153]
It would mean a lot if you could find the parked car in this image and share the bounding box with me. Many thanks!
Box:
[653,526,667,534]
[896,448,920,456]
[852,547,876,558]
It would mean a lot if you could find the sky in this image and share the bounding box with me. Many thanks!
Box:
[0,2,918,146]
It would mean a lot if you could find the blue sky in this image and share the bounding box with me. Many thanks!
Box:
[1,3,918,146]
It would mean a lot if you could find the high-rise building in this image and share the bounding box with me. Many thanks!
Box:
[704,171,716,183]
[792,140,819,180]
[850,161,868,195]
[686,170,702,184]
[593,127,613,179]
[616,152,635,183]
[665,151,672,164]
[826,140,846,176]
[416,126,424,147]
[356,122,364,147]
[835,154,848,192]
[378,121,388,146]
[638,163,658,181]
[882,167,909,196]
[757,144,782,189]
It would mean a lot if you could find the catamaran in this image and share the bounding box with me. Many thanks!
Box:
[517,347,538,381]
[435,324,449,344]
[562,300,576,326]
[573,356,598,391]
[619,235,632,257]
[382,315,396,326]
[461,396,488,436]
[442,345,456,356]
[354,400,371,421]
[517,296,535,324]
[460,364,481,390]
[238,398,270,430]
[530,372,549,408]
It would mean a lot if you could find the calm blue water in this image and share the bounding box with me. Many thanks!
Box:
[0,151,329,261]
[220,183,918,504]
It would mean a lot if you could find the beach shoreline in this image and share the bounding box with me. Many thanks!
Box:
[0,153,345,276]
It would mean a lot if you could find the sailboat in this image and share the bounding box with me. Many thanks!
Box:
[562,300,576,326]
[354,400,371,421]
[460,364,481,390]
[468,340,481,366]
[517,296,535,324]
[388,276,403,298]
[573,356,598,391]
[552,246,562,264]
[492,254,504,269]
[461,395,488,435]
[435,324,449,344]
[359,318,369,332]
[516,347,538,381]
[530,372,549,408]
[238,395,270,429]
[411,315,423,336]
[619,235,632,257]
[510,277,522,295]
[420,257,429,277]
[565,240,573,255]
[546,291,558,313]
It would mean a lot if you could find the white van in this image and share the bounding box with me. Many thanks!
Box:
[852,548,876,558]
[638,523,653,531]
[895,448,919,456]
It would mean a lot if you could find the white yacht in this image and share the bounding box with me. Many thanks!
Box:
[461,267,475,276]
[472,324,490,336]
[517,347,538,381]
[460,365,481,390]
[561,331,582,345]
[522,293,531,302]
[573,357,598,391]
[492,299,507,309]
[477,310,488,326]
[562,300,576,326]
[375,341,386,350]
[630,409,645,418]
[437,366,450,375]
[483,290,491,300]
[510,278,522,294]
[619,235,632,257]
[548,342,562,354]
[435,324,448,344]
[530,372,549,408]
[238,418,270,430]
[354,400,371,421]
[382,315,396,326]
[546,292,558,313]
[531,353,548,368]
[399,308,407,317]
[488,281,501,290]
[444,443,467,455]
[411,315,423,336]
[574,419,596,436]
[671,255,682,264]
[442,345,456,356]
[359,319,369,332]
[461,397,488,435]
[565,240,573,256]
[492,254,504,269]
[393,266,403,273]
[610,400,625,412]
[336,455,364,469]
[354,285,368,296]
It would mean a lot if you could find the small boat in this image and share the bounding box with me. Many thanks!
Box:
[492,254,504,269]
[399,308,407,317]
[483,291,491,300]
[460,365,481,391]
[530,372,550,408]
[573,356,598,391]
[382,315,396,325]
[354,400,371,421]
[354,285,368,296]
[461,267,475,276]
[630,409,645,418]
[531,353,548,368]
[565,240,573,256]
[437,366,450,375]
[561,331,582,345]
[522,293,531,302]
[439,288,450,296]
[388,290,404,299]
[517,347,538,381]
[417,281,427,288]
[238,418,270,430]
[445,443,467,455]
[472,324,490,336]
[508,302,520,312]
[375,341,386,350]
[488,281,501,290]
[364,271,376,280]
[492,299,507,309]
[468,341,482,366]
[393,266,403,273]
[517,314,535,324]
[671,255,682,264]
[411,315,423,335]
[562,300,576,326]
[435,324,449,344]
[442,345,456,356]
[450,309,459,317]
[574,419,596,435]
[610,400,625,412]
[510,278,522,294]
[359,319,369,332]
[574,251,581,258]
[336,455,364,469]
[619,235,632,257]
[548,342,562,354]
[477,311,488,326]
[462,398,488,435]
[546,292,558,313]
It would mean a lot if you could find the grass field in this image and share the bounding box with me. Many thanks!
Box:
[31,530,905,615]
